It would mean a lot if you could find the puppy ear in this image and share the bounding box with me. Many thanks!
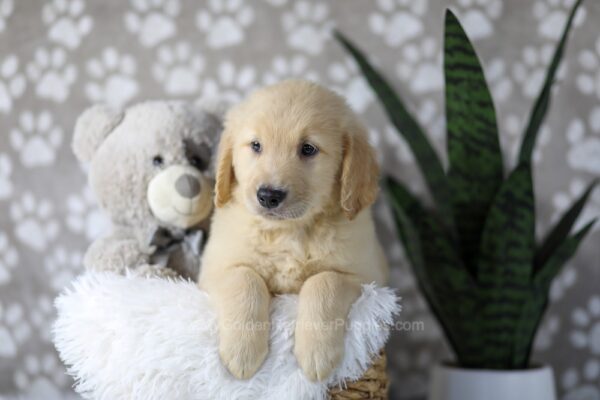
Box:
[214,134,235,208]
[340,126,379,220]
[72,104,123,163]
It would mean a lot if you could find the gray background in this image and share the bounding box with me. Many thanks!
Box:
[0,0,599,399]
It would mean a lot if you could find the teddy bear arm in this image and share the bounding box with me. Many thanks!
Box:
[83,234,150,274]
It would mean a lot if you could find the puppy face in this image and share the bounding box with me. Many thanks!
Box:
[215,80,379,221]
[228,109,342,221]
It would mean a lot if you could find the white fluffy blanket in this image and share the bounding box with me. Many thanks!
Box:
[53,272,399,400]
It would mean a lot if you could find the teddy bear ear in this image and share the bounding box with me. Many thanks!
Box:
[72,104,124,163]
[194,96,230,121]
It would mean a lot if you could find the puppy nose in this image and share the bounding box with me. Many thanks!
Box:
[175,174,201,198]
[257,187,287,209]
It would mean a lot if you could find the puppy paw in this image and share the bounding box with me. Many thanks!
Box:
[219,330,269,380]
[294,328,344,382]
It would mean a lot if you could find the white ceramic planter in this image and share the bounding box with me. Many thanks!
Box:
[428,363,556,400]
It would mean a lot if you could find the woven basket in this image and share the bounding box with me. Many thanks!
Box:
[328,353,389,399]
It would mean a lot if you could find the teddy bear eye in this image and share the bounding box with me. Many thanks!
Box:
[152,155,164,167]
[189,155,206,170]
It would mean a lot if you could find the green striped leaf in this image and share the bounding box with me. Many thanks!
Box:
[415,207,484,367]
[479,163,535,284]
[518,0,584,164]
[513,291,547,369]
[385,179,425,273]
[534,179,597,271]
[535,219,596,292]
[444,9,503,276]
[386,179,469,299]
[386,178,485,366]
[517,219,597,366]
[385,179,462,357]
[338,2,587,370]
[334,31,455,231]
[477,163,535,368]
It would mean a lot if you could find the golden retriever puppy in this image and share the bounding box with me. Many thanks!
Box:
[199,80,388,382]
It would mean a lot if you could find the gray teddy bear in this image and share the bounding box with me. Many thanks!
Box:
[72,100,223,279]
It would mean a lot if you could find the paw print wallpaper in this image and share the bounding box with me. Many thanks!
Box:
[0,0,599,399]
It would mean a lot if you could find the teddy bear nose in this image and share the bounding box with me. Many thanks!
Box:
[175,174,201,199]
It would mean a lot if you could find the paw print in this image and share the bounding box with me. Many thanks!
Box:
[29,295,57,342]
[512,44,566,99]
[561,359,600,400]
[533,314,560,351]
[328,58,374,113]
[66,186,111,240]
[395,36,443,95]
[85,47,139,108]
[44,247,83,292]
[262,55,319,85]
[549,265,577,302]
[0,153,13,199]
[26,47,77,103]
[42,0,93,49]
[0,301,31,358]
[124,0,180,47]
[369,0,427,47]
[502,113,551,166]
[153,42,204,95]
[200,61,257,103]
[10,192,60,251]
[373,201,401,243]
[380,124,415,165]
[264,0,287,6]
[570,295,600,355]
[10,110,63,168]
[566,108,600,175]
[282,1,331,55]
[366,127,383,157]
[376,99,444,161]
[0,0,13,32]
[552,179,600,234]
[196,0,254,49]
[502,115,525,167]
[0,54,26,114]
[485,58,513,104]
[533,0,586,41]
[13,352,69,395]
[452,0,503,40]
[0,232,17,286]
[576,37,600,99]
[415,99,446,143]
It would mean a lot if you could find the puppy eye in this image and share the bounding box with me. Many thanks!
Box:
[152,155,164,167]
[251,141,262,153]
[300,143,318,157]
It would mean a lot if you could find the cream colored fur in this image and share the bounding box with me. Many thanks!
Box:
[199,80,388,382]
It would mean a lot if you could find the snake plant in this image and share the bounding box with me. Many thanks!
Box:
[335,0,597,369]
